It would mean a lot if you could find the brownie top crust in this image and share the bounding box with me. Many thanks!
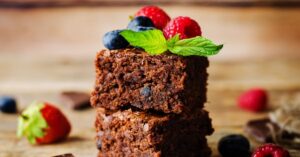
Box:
[91,48,209,114]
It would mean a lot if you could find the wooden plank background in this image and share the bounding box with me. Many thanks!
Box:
[1,59,300,157]
[0,5,300,157]
[1,0,300,7]
[0,6,299,61]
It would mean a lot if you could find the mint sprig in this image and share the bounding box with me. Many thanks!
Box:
[120,29,223,57]
[120,30,167,55]
[168,36,223,56]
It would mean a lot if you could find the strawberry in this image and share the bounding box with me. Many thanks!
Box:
[17,102,71,144]
[163,16,202,39]
[135,6,170,30]
[238,88,268,112]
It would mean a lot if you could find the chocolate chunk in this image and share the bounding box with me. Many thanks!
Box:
[60,91,91,110]
[97,139,102,150]
[91,48,209,114]
[140,86,151,97]
[244,118,279,143]
[245,118,300,149]
[52,153,74,157]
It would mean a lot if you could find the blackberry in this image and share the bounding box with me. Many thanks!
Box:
[218,134,251,157]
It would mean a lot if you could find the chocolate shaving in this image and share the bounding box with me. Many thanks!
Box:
[268,98,300,150]
[52,153,74,157]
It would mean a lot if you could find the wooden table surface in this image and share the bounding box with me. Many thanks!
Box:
[0,5,300,157]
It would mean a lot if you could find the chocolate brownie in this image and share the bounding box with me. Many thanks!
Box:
[95,108,213,157]
[90,48,209,113]
[97,147,211,157]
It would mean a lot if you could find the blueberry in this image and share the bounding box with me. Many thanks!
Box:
[127,16,155,31]
[140,86,151,97]
[102,30,129,50]
[0,96,17,113]
[131,26,155,32]
[218,134,251,157]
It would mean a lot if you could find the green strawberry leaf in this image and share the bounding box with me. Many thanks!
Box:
[17,102,48,144]
[167,36,223,56]
[120,29,167,55]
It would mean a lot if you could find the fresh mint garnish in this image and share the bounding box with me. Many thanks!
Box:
[120,30,167,55]
[168,36,223,56]
[166,34,180,48]
[120,29,223,57]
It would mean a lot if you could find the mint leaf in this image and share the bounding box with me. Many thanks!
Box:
[167,36,223,56]
[166,34,180,48]
[120,30,167,55]
[17,102,48,144]
[121,30,223,57]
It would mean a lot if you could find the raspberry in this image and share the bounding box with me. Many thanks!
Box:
[135,6,170,30]
[163,16,202,39]
[238,88,268,112]
[252,143,290,157]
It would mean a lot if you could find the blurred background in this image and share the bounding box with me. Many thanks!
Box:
[0,0,300,156]
[0,0,300,93]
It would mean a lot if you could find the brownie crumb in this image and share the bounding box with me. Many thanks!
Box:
[95,108,214,157]
[91,48,208,114]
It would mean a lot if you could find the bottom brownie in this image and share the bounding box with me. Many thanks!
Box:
[98,147,211,157]
[95,108,213,157]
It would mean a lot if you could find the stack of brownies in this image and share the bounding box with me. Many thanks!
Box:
[91,48,214,157]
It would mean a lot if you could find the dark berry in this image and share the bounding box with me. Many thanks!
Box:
[131,26,155,32]
[127,16,155,31]
[252,143,290,157]
[218,134,251,157]
[0,96,17,113]
[102,30,129,50]
[140,86,151,97]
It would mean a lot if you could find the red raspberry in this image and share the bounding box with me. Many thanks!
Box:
[163,16,202,39]
[238,88,268,112]
[135,6,170,30]
[252,143,290,157]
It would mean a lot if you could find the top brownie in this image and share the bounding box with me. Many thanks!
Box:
[91,48,209,113]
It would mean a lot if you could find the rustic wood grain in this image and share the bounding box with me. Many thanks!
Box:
[1,0,300,7]
[0,6,300,157]
[0,57,299,156]
[0,6,300,61]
